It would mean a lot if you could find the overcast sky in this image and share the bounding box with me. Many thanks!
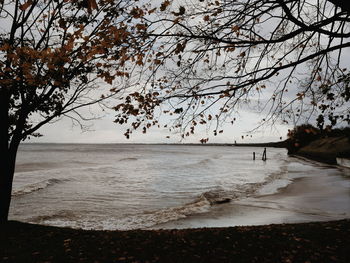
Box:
[27,103,290,144]
[18,0,349,144]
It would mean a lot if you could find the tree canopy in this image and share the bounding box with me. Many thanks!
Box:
[1,0,350,221]
[0,0,149,222]
[115,0,350,139]
[0,0,149,148]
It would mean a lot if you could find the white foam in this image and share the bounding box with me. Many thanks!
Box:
[33,196,211,231]
[14,145,347,230]
[12,178,66,196]
[257,179,292,195]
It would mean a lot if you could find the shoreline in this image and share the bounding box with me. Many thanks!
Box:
[1,219,349,262]
[4,148,350,261]
[11,147,350,231]
[20,142,285,147]
[292,136,350,164]
[150,157,350,230]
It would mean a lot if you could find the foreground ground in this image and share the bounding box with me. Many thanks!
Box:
[1,220,349,263]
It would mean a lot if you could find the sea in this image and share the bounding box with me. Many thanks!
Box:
[9,143,350,230]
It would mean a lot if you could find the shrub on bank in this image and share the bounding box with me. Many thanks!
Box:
[286,124,350,154]
[287,124,321,154]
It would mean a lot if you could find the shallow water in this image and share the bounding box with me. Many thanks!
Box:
[9,144,350,230]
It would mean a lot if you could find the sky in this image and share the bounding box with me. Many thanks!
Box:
[28,101,290,144]
[0,0,288,145]
[23,0,331,144]
[9,0,349,144]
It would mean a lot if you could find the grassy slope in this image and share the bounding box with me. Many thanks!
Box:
[296,136,350,164]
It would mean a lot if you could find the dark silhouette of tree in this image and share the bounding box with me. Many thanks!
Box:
[0,0,148,222]
[286,124,320,154]
[115,0,350,139]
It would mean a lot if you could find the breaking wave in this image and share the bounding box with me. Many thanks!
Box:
[31,176,293,231]
[12,178,68,197]
[28,195,212,230]
[12,145,306,230]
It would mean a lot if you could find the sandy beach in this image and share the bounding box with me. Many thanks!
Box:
[2,154,350,262]
[5,145,350,263]
[152,157,350,229]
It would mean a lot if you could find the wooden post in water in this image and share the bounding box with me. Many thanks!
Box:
[253,152,255,160]
[262,148,267,161]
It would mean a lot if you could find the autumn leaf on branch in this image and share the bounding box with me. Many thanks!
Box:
[19,0,32,11]
[123,0,350,139]
[173,6,185,16]
[0,0,154,221]
[160,0,170,11]
[87,0,98,13]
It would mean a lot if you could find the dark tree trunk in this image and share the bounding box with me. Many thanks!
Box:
[0,89,18,223]
[0,148,17,223]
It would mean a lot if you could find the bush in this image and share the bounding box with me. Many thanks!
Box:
[286,124,320,154]
[325,127,350,139]
[286,124,350,154]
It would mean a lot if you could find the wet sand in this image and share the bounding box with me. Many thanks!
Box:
[2,159,350,262]
[152,161,350,229]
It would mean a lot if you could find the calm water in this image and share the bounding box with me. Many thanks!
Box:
[9,144,350,230]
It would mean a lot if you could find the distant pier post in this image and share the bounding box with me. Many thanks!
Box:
[262,148,267,161]
[253,152,255,160]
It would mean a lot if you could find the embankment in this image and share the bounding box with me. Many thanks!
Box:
[295,136,350,165]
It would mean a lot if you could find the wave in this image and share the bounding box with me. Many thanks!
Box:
[195,165,291,205]
[12,178,68,197]
[181,158,214,169]
[32,183,286,230]
[138,195,212,227]
[26,196,212,231]
[15,160,293,230]
[198,158,213,165]
[23,170,293,230]
[200,189,234,204]
[137,173,293,229]
[119,157,138,162]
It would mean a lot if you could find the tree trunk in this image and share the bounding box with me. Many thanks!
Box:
[0,89,17,223]
[0,148,17,223]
